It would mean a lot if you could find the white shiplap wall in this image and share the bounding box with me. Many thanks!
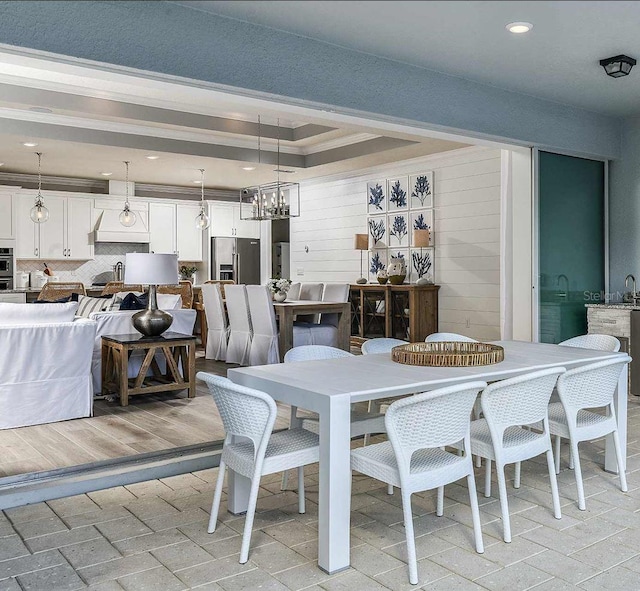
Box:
[290,147,502,340]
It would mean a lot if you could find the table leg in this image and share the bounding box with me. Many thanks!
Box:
[227,434,252,515]
[317,393,352,574]
[101,343,109,395]
[278,307,294,362]
[606,364,628,473]
[119,345,129,407]
[337,303,351,353]
[188,342,196,398]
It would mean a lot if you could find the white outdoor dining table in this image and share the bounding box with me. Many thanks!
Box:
[227,340,629,574]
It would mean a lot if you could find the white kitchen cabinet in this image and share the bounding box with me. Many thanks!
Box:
[149,202,176,255]
[176,204,203,261]
[0,193,14,239]
[210,202,260,239]
[0,293,26,303]
[149,201,203,261]
[16,193,93,260]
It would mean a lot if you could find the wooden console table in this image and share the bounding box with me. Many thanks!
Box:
[101,332,196,406]
[349,284,439,342]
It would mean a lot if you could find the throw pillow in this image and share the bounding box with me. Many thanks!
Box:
[157,293,182,310]
[0,301,79,325]
[108,291,144,311]
[76,294,114,318]
[119,292,148,310]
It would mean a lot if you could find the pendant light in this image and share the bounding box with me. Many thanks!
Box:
[195,168,210,230]
[29,152,49,223]
[119,160,137,227]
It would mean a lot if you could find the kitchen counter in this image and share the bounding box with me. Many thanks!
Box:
[585,303,640,310]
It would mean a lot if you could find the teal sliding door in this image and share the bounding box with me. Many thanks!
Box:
[538,152,605,343]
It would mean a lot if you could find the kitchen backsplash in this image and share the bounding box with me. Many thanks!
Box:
[17,243,150,285]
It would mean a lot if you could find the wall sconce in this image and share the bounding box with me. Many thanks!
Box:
[600,54,636,78]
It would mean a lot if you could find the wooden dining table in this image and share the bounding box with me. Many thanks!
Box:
[228,341,629,575]
[273,300,351,361]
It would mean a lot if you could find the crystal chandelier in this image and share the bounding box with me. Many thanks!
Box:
[240,116,300,221]
[195,168,210,230]
[119,161,137,227]
[29,152,49,223]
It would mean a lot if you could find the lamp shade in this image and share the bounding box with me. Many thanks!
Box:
[354,233,369,250]
[124,253,179,285]
[413,229,431,248]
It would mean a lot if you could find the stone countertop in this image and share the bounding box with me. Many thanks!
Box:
[585,303,640,310]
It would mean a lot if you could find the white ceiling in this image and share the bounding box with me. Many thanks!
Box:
[175,0,640,118]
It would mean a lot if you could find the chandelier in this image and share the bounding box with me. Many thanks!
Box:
[119,161,136,227]
[195,168,211,230]
[240,116,300,221]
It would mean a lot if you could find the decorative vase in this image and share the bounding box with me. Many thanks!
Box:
[377,269,388,284]
[387,256,407,285]
[273,291,287,302]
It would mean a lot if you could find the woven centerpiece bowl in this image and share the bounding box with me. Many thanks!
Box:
[391,341,504,367]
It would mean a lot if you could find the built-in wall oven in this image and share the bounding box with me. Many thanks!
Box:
[0,248,14,290]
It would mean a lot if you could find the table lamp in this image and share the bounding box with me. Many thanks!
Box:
[413,229,431,285]
[124,253,179,337]
[354,233,369,284]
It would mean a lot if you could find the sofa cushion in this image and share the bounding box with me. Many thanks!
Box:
[76,295,114,318]
[0,301,79,325]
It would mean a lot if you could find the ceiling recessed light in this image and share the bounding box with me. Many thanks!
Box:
[101,172,113,176]
[193,180,203,184]
[146,155,160,160]
[242,166,256,171]
[22,142,38,147]
[506,21,533,34]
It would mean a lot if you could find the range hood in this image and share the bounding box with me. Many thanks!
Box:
[93,181,150,243]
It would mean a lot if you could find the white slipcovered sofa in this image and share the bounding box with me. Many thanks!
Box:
[0,302,97,429]
[89,309,197,394]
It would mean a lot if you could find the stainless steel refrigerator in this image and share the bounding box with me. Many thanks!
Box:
[211,237,261,284]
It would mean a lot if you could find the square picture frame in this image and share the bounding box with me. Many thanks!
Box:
[410,209,434,246]
[368,250,388,282]
[387,177,409,211]
[409,172,434,209]
[387,212,409,248]
[410,247,435,284]
[367,179,387,214]
[367,215,388,249]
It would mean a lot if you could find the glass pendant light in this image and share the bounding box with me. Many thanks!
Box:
[29,152,49,223]
[195,168,210,230]
[119,160,137,227]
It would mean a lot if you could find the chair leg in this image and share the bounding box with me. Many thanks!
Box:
[466,473,484,554]
[570,441,586,511]
[612,429,628,492]
[475,454,482,469]
[569,447,574,470]
[281,470,290,491]
[484,458,492,498]
[282,406,300,490]
[208,461,226,534]
[495,463,511,543]
[554,435,561,474]
[239,476,262,564]
[400,490,418,585]
[514,462,521,489]
[545,449,562,520]
[387,483,394,495]
[298,466,306,514]
[436,486,444,517]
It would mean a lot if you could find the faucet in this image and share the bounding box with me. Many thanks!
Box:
[557,274,569,297]
[625,274,637,302]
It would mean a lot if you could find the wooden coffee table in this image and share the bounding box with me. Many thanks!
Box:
[101,332,196,406]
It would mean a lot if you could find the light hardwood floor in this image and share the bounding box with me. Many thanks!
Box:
[0,356,292,478]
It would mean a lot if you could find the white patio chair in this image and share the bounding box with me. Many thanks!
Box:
[225,285,252,365]
[425,332,477,343]
[361,337,406,355]
[281,345,386,490]
[559,334,621,352]
[197,372,319,564]
[202,283,228,361]
[466,368,564,543]
[549,357,630,510]
[351,382,487,584]
[246,285,280,365]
